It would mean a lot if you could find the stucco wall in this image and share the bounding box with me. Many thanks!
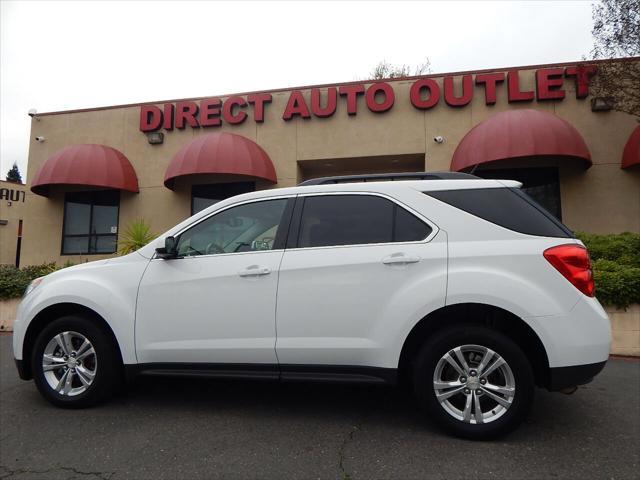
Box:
[0,180,27,266]
[20,60,640,266]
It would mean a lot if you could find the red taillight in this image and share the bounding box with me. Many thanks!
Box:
[543,244,595,297]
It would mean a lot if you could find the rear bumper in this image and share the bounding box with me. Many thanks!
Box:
[14,358,31,380]
[547,361,606,391]
[528,296,611,368]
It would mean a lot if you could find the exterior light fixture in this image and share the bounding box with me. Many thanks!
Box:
[591,97,613,112]
[146,132,164,145]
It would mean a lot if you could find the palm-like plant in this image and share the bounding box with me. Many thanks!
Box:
[118,219,157,255]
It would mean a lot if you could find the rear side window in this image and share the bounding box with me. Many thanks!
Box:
[426,188,573,238]
[298,195,432,248]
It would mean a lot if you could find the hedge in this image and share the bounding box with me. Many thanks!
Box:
[1,233,639,307]
[0,263,59,300]
[576,232,640,309]
[576,231,640,267]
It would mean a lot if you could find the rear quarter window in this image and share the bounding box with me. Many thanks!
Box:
[426,188,573,238]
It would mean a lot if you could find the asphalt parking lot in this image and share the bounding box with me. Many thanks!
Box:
[0,333,638,480]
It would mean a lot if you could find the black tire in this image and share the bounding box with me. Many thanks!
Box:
[413,325,534,440]
[31,315,122,408]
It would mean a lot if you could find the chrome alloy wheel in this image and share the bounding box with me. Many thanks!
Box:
[433,345,515,424]
[42,331,97,396]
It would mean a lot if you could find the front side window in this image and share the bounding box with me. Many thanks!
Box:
[177,199,288,257]
[62,191,119,254]
[297,195,431,248]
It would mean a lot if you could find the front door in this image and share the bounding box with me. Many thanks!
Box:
[135,197,292,365]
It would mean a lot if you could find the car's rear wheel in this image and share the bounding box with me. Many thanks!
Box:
[32,316,121,408]
[413,325,534,439]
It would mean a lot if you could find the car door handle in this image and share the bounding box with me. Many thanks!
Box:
[238,265,271,277]
[382,253,421,265]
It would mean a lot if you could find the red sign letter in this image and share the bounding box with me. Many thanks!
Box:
[223,96,248,125]
[410,79,440,109]
[565,65,597,99]
[176,101,200,129]
[140,105,162,132]
[365,83,394,113]
[507,70,534,102]
[283,90,311,120]
[199,99,221,127]
[162,104,174,131]
[247,93,272,122]
[475,73,505,105]
[311,88,337,118]
[338,85,365,115]
[444,75,473,107]
[536,68,565,100]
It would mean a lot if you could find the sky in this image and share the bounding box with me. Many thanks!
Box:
[1,0,597,180]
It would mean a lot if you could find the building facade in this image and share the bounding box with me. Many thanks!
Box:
[9,58,640,267]
[0,180,27,266]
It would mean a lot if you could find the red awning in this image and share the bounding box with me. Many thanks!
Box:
[451,109,592,172]
[621,126,640,169]
[31,144,139,197]
[164,132,277,189]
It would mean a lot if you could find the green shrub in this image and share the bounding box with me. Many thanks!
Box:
[0,262,60,300]
[575,232,640,308]
[577,231,640,267]
[118,219,157,255]
[591,259,640,308]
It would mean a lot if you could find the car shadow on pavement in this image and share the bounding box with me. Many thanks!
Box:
[103,373,595,442]
[121,375,426,424]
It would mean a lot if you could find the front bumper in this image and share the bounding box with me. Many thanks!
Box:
[547,361,606,391]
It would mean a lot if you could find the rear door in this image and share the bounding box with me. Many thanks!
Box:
[275,192,447,370]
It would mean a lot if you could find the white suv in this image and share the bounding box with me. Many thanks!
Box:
[13,173,611,439]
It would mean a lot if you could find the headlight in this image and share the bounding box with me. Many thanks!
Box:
[23,277,44,297]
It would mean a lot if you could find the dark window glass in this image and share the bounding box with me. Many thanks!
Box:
[474,167,562,220]
[62,190,119,254]
[177,199,287,257]
[191,182,255,215]
[298,195,431,248]
[426,188,573,238]
[394,205,431,242]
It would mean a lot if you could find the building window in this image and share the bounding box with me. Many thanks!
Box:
[62,191,119,255]
[191,182,255,215]
[474,167,562,220]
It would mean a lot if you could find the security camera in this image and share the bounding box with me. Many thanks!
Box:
[434,136,444,144]
[28,108,37,117]
[35,136,45,142]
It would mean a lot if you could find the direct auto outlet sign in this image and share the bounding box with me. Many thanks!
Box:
[139,65,597,132]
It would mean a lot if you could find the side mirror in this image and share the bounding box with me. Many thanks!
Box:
[155,236,178,259]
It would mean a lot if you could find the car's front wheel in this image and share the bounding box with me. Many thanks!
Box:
[413,325,534,439]
[31,316,121,408]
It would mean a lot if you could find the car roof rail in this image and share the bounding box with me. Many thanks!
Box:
[298,171,478,186]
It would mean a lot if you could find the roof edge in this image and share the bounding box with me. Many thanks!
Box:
[35,56,640,117]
